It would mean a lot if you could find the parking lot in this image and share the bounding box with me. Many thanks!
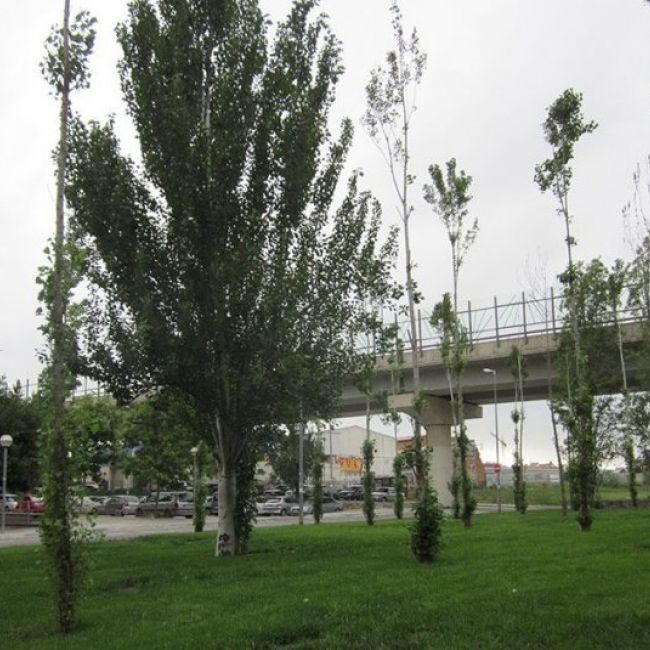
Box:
[0,504,397,548]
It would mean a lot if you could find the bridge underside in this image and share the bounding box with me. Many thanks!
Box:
[337,325,645,506]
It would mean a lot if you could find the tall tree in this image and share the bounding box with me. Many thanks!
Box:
[509,346,527,514]
[534,88,598,531]
[363,0,428,496]
[39,2,96,633]
[425,159,478,528]
[66,0,396,556]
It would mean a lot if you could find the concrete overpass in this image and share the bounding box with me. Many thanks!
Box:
[339,290,645,506]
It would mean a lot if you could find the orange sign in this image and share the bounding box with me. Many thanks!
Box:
[336,456,363,473]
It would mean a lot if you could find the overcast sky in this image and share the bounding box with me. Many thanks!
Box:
[2,1,650,465]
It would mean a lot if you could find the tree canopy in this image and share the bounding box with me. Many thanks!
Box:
[65,0,398,555]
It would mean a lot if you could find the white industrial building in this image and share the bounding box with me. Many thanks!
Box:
[316,425,397,488]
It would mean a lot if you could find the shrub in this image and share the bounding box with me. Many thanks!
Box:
[410,484,444,563]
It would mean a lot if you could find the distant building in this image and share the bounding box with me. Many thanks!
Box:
[398,436,486,487]
[484,461,561,486]
[319,425,397,487]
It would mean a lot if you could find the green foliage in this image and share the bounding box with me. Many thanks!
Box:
[553,260,624,530]
[431,294,475,526]
[39,2,97,633]
[0,379,42,491]
[40,10,96,95]
[534,88,598,199]
[510,346,527,514]
[311,439,324,524]
[410,484,444,563]
[62,396,123,486]
[233,446,258,555]
[191,443,210,534]
[65,0,398,555]
[38,415,96,635]
[121,392,199,492]
[424,158,478,295]
[362,439,375,526]
[267,426,314,499]
[392,453,405,519]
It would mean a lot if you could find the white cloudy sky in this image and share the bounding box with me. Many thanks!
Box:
[1,1,650,465]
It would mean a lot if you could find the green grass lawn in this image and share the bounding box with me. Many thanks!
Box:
[1,510,649,649]
[473,482,650,506]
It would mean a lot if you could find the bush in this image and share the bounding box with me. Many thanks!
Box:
[410,484,444,563]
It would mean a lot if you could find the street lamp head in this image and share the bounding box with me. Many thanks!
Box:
[190,446,199,455]
[483,368,496,375]
[0,435,13,448]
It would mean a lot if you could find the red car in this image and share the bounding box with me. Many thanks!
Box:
[16,495,45,513]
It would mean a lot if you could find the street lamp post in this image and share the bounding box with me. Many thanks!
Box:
[1,434,13,533]
[483,369,501,513]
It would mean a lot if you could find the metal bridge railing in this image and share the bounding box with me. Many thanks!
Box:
[13,289,647,400]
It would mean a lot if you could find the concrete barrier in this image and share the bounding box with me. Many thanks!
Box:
[3,512,42,527]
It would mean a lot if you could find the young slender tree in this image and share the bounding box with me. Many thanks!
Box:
[311,437,325,524]
[425,159,478,528]
[534,88,598,531]
[509,346,527,514]
[393,452,405,519]
[608,260,637,505]
[553,260,619,529]
[66,0,397,556]
[362,438,376,525]
[39,2,96,633]
[363,0,428,497]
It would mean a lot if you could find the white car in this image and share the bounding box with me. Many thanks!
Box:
[372,487,396,502]
[1,493,18,511]
[290,496,343,515]
[257,496,296,516]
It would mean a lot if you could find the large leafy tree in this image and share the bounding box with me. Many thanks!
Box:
[0,379,42,492]
[66,0,396,556]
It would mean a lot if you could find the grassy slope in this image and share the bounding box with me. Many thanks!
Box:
[1,510,649,649]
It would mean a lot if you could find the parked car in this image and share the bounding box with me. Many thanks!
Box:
[290,496,343,516]
[176,494,205,519]
[338,486,363,501]
[205,494,219,516]
[87,496,110,515]
[104,495,141,516]
[14,495,45,513]
[257,496,296,516]
[1,494,18,511]
[73,496,102,514]
[123,496,144,516]
[136,491,192,517]
[372,487,396,502]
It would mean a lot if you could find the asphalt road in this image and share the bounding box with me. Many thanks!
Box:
[0,502,551,548]
[0,504,397,547]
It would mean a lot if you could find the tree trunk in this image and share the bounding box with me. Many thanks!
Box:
[44,0,76,633]
[216,470,237,556]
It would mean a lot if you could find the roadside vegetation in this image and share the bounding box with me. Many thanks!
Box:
[473,483,650,506]
[2,510,650,649]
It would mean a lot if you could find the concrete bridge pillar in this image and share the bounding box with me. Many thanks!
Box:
[387,393,482,507]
